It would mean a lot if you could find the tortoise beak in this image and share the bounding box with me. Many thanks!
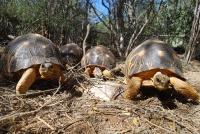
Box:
[152,72,171,90]
[39,63,54,76]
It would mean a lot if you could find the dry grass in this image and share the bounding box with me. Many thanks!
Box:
[0,60,200,134]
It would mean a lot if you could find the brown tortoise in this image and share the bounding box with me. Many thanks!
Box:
[81,45,116,78]
[59,43,83,68]
[124,39,200,101]
[0,33,66,94]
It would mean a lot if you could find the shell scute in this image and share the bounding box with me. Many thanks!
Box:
[81,45,116,70]
[125,39,184,79]
[59,43,83,66]
[0,33,64,73]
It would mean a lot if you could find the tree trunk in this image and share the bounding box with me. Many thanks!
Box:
[185,0,200,62]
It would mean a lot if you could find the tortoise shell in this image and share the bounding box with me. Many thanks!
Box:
[81,45,116,70]
[59,43,83,66]
[125,40,184,80]
[0,33,64,74]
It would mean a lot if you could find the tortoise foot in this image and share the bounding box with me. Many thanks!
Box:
[16,68,36,94]
[125,77,142,100]
[170,77,200,101]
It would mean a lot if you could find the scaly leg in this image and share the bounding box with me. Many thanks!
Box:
[16,68,36,94]
[125,77,142,100]
[170,77,200,101]
[103,69,112,78]
[84,67,92,76]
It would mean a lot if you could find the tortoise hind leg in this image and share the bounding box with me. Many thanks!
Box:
[16,68,36,94]
[170,77,200,101]
[125,77,142,100]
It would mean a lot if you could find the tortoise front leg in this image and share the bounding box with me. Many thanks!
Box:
[103,69,112,78]
[84,67,92,76]
[125,77,142,100]
[16,68,36,94]
[170,77,200,101]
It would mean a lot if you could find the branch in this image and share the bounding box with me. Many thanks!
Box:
[185,1,200,62]
[143,117,172,133]
[90,4,110,30]
[125,18,148,56]
[125,0,156,56]
[102,0,110,12]
[83,24,90,70]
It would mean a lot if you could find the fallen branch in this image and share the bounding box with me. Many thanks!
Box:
[142,117,172,133]
[36,116,54,130]
[82,24,90,70]
[63,118,85,129]
[164,116,195,133]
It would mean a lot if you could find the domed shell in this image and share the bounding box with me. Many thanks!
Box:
[125,40,184,79]
[81,45,116,70]
[0,33,64,73]
[59,43,83,65]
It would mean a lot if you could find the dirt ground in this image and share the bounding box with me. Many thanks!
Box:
[0,59,200,134]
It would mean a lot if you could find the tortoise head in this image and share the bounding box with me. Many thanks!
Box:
[152,72,171,90]
[39,63,54,77]
[63,55,79,68]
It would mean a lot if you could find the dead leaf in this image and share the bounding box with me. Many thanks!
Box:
[93,107,98,111]
[122,110,131,115]
[168,122,174,130]
[88,110,94,115]
[132,118,139,126]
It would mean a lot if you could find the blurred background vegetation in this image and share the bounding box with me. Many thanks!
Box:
[0,0,199,61]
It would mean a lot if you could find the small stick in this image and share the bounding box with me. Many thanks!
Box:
[0,77,62,122]
[63,119,85,129]
[83,24,90,70]
[36,116,54,130]
[142,117,172,133]
[164,116,194,132]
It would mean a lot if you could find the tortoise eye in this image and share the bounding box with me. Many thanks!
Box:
[41,64,45,68]
[167,79,170,84]
[156,78,160,82]
[49,64,53,69]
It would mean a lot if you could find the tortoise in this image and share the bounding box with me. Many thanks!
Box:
[59,43,83,68]
[81,45,116,78]
[0,33,66,94]
[124,39,200,101]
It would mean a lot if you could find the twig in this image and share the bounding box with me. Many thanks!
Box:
[0,77,62,122]
[1,87,57,97]
[63,118,85,129]
[142,117,172,133]
[83,24,90,70]
[65,113,73,121]
[36,116,54,130]
[87,121,97,134]
[188,109,200,116]
[75,77,88,91]
[118,129,132,133]
[164,116,195,133]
